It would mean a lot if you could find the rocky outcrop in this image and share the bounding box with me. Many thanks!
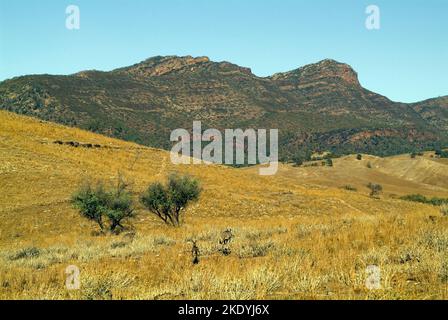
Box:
[271,59,360,89]
[119,55,210,77]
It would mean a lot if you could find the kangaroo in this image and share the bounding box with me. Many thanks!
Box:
[219,228,233,256]
[220,228,233,245]
[191,240,200,265]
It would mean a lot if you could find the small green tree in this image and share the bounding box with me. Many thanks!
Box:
[71,182,108,231]
[140,182,172,225]
[104,179,135,233]
[71,178,135,233]
[367,183,383,198]
[141,174,201,227]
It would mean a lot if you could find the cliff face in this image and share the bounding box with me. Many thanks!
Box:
[0,56,446,160]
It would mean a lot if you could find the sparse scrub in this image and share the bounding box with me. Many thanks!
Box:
[440,259,448,283]
[243,227,287,241]
[400,194,448,206]
[367,183,383,198]
[237,241,275,258]
[395,244,424,265]
[140,173,201,227]
[419,231,448,253]
[441,205,448,217]
[153,236,176,246]
[110,241,128,249]
[9,247,40,261]
[82,273,135,300]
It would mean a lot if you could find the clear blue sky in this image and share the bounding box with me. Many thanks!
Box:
[0,0,447,103]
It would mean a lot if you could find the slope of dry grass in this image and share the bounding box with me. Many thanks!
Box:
[258,154,448,198]
[0,110,447,300]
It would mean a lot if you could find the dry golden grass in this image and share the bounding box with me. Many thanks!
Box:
[1,110,448,300]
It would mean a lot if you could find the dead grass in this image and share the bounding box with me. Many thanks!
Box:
[1,110,448,300]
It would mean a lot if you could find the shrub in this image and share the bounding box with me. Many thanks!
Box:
[435,149,448,158]
[325,158,333,167]
[356,154,362,161]
[367,183,383,198]
[71,177,135,233]
[400,194,448,206]
[343,185,357,192]
[71,182,108,231]
[9,247,41,261]
[400,194,427,203]
[291,155,304,167]
[440,205,448,217]
[140,173,201,227]
[238,241,275,258]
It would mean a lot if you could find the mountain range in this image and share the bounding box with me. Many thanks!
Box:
[1,55,447,161]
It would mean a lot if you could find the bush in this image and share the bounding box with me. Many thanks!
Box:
[140,173,201,227]
[71,182,108,231]
[71,177,135,233]
[441,205,448,217]
[400,194,448,206]
[291,155,304,167]
[325,158,333,167]
[356,154,362,161]
[238,241,275,258]
[292,159,303,167]
[367,183,383,198]
[435,149,448,158]
[9,247,41,261]
[343,185,357,192]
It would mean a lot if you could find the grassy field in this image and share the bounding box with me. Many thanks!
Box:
[0,110,447,300]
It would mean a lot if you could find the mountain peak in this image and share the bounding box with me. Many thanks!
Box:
[271,59,360,87]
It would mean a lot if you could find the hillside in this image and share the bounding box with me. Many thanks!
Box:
[252,154,448,198]
[1,110,448,300]
[1,56,447,161]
